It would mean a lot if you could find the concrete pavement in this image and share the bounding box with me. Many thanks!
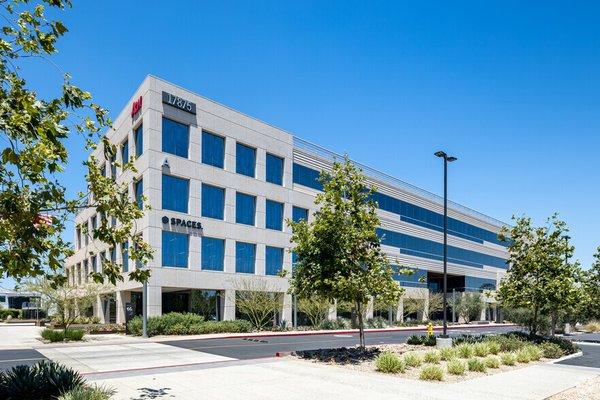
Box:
[89,357,600,400]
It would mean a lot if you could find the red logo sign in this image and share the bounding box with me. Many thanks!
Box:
[131,96,143,118]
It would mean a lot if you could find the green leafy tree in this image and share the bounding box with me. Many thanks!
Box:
[0,1,153,286]
[288,157,403,347]
[298,296,330,327]
[497,215,582,335]
[455,292,485,323]
[580,247,600,321]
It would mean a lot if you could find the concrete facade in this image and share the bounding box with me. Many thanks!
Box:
[65,75,509,325]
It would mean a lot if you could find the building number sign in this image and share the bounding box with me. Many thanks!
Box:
[162,91,196,114]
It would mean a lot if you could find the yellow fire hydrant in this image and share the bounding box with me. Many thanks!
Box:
[427,322,434,337]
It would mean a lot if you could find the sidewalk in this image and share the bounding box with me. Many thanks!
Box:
[89,357,599,400]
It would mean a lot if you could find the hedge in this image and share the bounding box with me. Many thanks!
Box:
[0,309,21,320]
[127,312,252,336]
[41,329,85,343]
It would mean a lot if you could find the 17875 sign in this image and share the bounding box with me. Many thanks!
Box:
[162,91,196,114]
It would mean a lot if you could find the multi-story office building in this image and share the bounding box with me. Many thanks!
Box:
[65,76,508,325]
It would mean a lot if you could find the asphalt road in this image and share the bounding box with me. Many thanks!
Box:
[0,348,47,370]
[557,343,600,368]
[160,325,519,359]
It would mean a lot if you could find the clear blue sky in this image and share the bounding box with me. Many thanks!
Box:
[4,1,600,287]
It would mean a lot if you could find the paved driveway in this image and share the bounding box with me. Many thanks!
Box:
[558,343,600,368]
[0,323,43,349]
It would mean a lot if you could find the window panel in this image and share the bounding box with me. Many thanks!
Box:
[162,231,189,268]
[135,179,144,209]
[236,192,256,226]
[265,200,283,231]
[201,131,225,168]
[266,153,284,185]
[236,143,256,177]
[201,237,225,271]
[292,163,323,190]
[265,246,284,276]
[162,174,189,213]
[122,242,129,272]
[201,184,225,220]
[162,117,189,158]
[121,139,129,165]
[236,241,256,274]
[134,125,143,157]
[292,206,308,223]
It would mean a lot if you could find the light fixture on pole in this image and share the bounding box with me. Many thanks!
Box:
[434,150,457,337]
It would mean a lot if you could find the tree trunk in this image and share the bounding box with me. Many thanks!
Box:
[550,310,558,337]
[356,301,365,348]
[531,306,539,336]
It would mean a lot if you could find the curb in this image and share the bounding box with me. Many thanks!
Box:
[547,351,583,364]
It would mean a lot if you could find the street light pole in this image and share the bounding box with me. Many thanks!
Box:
[142,279,148,338]
[434,151,457,337]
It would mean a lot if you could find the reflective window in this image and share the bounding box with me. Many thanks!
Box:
[162,231,189,268]
[377,228,507,269]
[162,174,189,213]
[392,266,427,288]
[292,206,308,223]
[91,215,97,232]
[201,237,225,271]
[122,242,129,272]
[266,153,284,185]
[134,179,143,209]
[236,143,256,177]
[83,259,89,282]
[266,246,284,276]
[236,192,256,226]
[465,276,496,291]
[236,241,256,274]
[121,139,129,165]
[162,117,189,158]
[292,163,323,190]
[201,184,225,220]
[110,247,116,263]
[91,255,97,273]
[202,131,225,168]
[110,154,116,180]
[265,200,283,231]
[134,124,143,157]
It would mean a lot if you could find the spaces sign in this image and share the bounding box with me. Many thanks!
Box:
[162,216,203,230]
[162,91,196,114]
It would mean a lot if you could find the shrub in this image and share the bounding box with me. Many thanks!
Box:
[0,361,84,399]
[452,334,486,345]
[319,318,352,330]
[491,334,527,352]
[424,350,441,364]
[583,320,600,333]
[456,343,475,358]
[467,358,486,372]
[439,347,456,361]
[423,335,437,346]
[403,352,423,368]
[539,342,565,359]
[406,334,423,345]
[544,336,579,355]
[419,365,444,381]
[64,329,85,341]
[447,359,466,375]
[366,317,388,329]
[41,329,84,342]
[375,352,406,373]
[484,355,500,369]
[486,341,501,355]
[524,345,543,361]
[0,309,21,320]
[516,348,531,363]
[473,342,490,357]
[58,384,115,400]
[500,352,517,366]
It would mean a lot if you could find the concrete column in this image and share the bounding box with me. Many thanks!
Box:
[396,298,404,323]
[147,285,162,317]
[116,291,131,324]
[223,289,236,321]
[282,293,292,327]
[480,306,487,322]
[422,295,430,322]
[328,299,337,320]
[102,296,111,323]
[365,297,374,320]
[94,296,105,324]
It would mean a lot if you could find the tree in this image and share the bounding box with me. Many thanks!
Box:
[455,292,485,323]
[298,296,329,327]
[402,297,425,320]
[0,1,153,286]
[27,277,107,335]
[497,215,582,335]
[232,279,283,330]
[580,247,600,321]
[289,157,403,347]
[427,292,444,320]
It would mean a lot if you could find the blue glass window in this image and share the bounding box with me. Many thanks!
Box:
[266,200,283,231]
[377,228,507,269]
[266,153,284,185]
[266,246,284,276]
[202,237,225,271]
[236,241,256,274]
[91,255,97,273]
[162,231,189,268]
[122,242,129,272]
[392,266,427,288]
[91,215,97,231]
[292,163,323,190]
[465,276,496,291]
[162,117,189,158]
[292,206,308,223]
[110,154,116,180]
[201,184,225,220]
[121,139,129,165]
[134,125,143,157]
[236,192,256,226]
[134,179,143,209]
[162,174,189,213]
[110,247,116,263]
[236,143,256,177]
[202,131,225,168]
